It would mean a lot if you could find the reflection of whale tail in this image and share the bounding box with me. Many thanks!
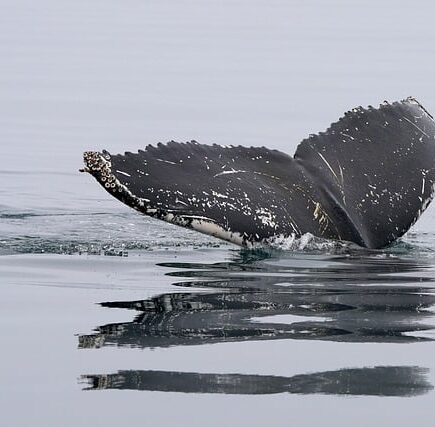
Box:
[83,97,435,248]
[77,282,435,349]
[82,366,433,397]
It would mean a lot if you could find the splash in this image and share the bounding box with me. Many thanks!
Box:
[258,232,357,253]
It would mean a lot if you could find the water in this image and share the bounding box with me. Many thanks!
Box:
[2,0,435,425]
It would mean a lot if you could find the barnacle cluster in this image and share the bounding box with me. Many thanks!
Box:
[82,151,119,191]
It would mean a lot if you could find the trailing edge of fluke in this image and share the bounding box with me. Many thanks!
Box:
[82,97,435,249]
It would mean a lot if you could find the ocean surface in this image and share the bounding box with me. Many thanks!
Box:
[2,1,435,425]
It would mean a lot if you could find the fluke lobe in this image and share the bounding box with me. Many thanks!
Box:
[82,97,435,249]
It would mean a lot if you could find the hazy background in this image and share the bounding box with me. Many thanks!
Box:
[2,0,435,167]
[2,1,435,426]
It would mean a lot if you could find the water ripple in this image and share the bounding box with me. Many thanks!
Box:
[79,249,435,396]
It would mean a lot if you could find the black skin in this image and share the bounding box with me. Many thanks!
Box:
[83,98,435,248]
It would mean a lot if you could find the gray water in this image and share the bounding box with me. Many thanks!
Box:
[2,1,435,425]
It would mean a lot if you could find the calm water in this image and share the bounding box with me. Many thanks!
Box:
[2,1,435,425]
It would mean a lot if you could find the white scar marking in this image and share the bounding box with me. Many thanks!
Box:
[211,190,228,199]
[402,117,429,138]
[313,202,321,219]
[255,208,276,228]
[116,170,131,177]
[214,169,247,177]
[175,199,189,206]
[318,152,339,182]
[156,158,177,165]
[340,132,354,140]
[338,163,344,186]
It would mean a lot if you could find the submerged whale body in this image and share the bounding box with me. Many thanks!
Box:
[82,97,435,249]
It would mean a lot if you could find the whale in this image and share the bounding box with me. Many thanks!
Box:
[82,97,435,249]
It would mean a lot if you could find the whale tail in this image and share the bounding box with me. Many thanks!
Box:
[82,97,435,248]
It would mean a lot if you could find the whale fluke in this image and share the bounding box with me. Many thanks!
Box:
[82,97,435,248]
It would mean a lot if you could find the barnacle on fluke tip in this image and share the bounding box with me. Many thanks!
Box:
[82,97,435,249]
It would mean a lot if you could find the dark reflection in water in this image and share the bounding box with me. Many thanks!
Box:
[79,250,435,348]
[79,285,435,348]
[79,249,435,396]
[82,366,433,397]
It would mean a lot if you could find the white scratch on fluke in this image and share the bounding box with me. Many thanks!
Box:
[255,208,277,228]
[211,190,229,199]
[402,116,429,139]
[214,169,247,177]
[156,159,177,165]
[318,152,340,183]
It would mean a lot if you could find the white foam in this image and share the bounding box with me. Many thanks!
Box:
[257,233,353,252]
